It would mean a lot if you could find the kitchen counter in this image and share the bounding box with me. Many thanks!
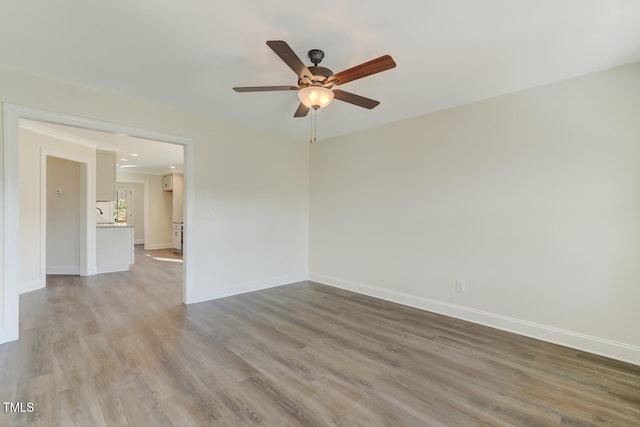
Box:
[96,225,134,273]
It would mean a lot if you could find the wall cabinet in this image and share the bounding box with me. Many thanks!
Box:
[96,150,116,201]
[162,174,174,191]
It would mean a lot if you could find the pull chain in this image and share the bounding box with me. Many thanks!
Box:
[310,108,317,143]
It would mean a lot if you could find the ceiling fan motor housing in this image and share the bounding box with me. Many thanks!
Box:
[299,66,333,87]
[308,49,324,65]
[299,49,334,87]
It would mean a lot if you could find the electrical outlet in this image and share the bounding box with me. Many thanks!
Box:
[455,280,466,293]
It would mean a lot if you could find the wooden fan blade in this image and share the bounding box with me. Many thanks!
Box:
[266,40,313,80]
[233,86,298,92]
[328,55,396,86]
[333,89,380,109]
[294,103,310,117]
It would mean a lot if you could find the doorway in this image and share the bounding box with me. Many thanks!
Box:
[116,184,134,225]
[2,104,193,344]
[45,156,83,275]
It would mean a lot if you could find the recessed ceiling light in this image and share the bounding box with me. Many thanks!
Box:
[119,165,139,168]
[170,166,176,169]
[130,153,138,157]
[120,158,128,162]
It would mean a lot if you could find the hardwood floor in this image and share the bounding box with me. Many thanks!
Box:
[1,246,639,426]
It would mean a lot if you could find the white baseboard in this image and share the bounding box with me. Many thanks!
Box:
[46,266,80,275]
[144,243,172,250]
[187,272,309,304]
[134,239,144,245]
[20,279,45,294]
[0,327,18,345]
[309,272,640,366]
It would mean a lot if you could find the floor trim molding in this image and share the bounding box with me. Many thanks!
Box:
[144,243,173,250]
[46,266,81,275]
[190,272,309,304]
[19,280,45,295]
[309,272,640,366]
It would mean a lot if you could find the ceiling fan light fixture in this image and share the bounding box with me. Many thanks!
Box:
[297,86,334,110]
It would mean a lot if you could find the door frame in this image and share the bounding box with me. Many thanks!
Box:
[2,104,193,344]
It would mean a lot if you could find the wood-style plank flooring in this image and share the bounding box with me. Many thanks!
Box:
[1,246,639,426]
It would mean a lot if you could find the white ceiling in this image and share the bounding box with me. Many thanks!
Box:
[2,1,640,142]
[21,119,184,176]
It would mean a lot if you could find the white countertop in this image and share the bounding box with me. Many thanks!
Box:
[96,223,134,228]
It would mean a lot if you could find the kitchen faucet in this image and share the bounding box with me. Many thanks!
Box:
[96,207,103,215]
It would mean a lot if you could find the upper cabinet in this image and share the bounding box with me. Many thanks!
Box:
[162,173,174,191]
[96,150,116,201]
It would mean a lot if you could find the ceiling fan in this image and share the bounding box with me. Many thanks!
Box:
[233,40,397,118]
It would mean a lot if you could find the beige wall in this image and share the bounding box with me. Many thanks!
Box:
[6,60,638,363]
[309,62,640,362]
[1,68,310,343]
[132,182,145,244]
[46,156,81,274]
